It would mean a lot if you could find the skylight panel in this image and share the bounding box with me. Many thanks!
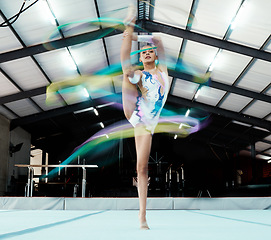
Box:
[264,135,271,142]
[31,94,65,111]
[0,0,61,46]
[210,50,252,85]
[49,0,98,25]
[153,33,183,64]
[255,141,271,152]
[0,16,22,53]
[5,99,40,117]
[242,100,271,118]
[194,86,225,106]
[172,79,199,100]
[34,48,79,81]
[182,40,219,75]
[229,0,271,48]
[0,105,17,119]
[236,59,271,93]
[104,34,137,65]
[69,39,108,74]
[0,57,49,91]
[265,88,271,96]
[49,0,99,37]
[0,72,20,97]
[219,93,252,112]
[97,0,133,19]
[153,0,193,29]
[191,0,242,38]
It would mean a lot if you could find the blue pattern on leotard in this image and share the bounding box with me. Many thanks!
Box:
[128,70,168,133]
[151,85,164,117]
[142,71,155,84]
[142,71,165,117]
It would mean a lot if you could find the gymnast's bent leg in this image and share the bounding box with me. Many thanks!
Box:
[120,6,138,120]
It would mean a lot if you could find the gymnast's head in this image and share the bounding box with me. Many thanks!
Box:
[139,45,158,65]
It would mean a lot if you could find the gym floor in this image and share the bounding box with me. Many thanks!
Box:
[0,209,270,240]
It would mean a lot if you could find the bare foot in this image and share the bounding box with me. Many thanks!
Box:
[139,212,150,230]
[123,4,137,26]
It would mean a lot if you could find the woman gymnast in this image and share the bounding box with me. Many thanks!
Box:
[121,5,169,230]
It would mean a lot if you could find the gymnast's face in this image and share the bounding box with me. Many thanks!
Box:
[139,46,157,64]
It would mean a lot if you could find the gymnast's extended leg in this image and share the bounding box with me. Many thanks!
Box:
[121,5,151,230]
[134,127,152,229]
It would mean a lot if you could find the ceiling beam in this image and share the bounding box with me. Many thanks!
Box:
[2,70,270,105]
[0,86,46,105]
[167,95,271,131]
[93,0,110,67]
[9,89,271,132]
[0,10,52,84]
[0,27,122,64]
[168,70,271,103]
[10,94,122,128]
[2,19,271,65]
[143,20,271,62]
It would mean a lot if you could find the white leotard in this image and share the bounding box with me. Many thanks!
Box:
[128,70,169,134]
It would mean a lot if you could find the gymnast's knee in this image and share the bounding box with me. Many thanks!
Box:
[137,164,148,176]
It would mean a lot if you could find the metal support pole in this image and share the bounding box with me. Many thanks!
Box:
[251,141,256,183]
[26,167,34,197]
[27,167,31,197]
[78,156,80,184]
[82,167,86,198]
[30,167,34,197]
[24,184,28,197]
[73,184,79,197]
[168,166,172,197]
[181,166,185,197]
[119,130,123,175]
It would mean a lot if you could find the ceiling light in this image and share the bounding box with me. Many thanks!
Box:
[97,102,115,108]
[194,88,201,99]
[174,135,177,139]
[185,109,190,117]
[209,51,222,72]
[230,20,237,30]
[209,56,217,72]
[232,120,252,127]
[105,134,109,139]
[268,160,271,163]
[100,122,104,128]
[40,0,57,25]
[93,108,99,116]
[209,62,215,72]
[49,16,56,25]
[82,88,89,98]
[230,1,249,30]
[74,107,94,114]
[252,126,269,132]
[256,154,271,160]
[179,123,183,129]
[65,52,77,71]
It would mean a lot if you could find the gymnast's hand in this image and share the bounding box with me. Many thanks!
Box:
[152,36,162,45]
[122,30,138,41]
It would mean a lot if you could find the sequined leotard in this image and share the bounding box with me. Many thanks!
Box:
[128,70,169,134]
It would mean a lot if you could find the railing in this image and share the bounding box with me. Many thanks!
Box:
[15,164,98,197]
